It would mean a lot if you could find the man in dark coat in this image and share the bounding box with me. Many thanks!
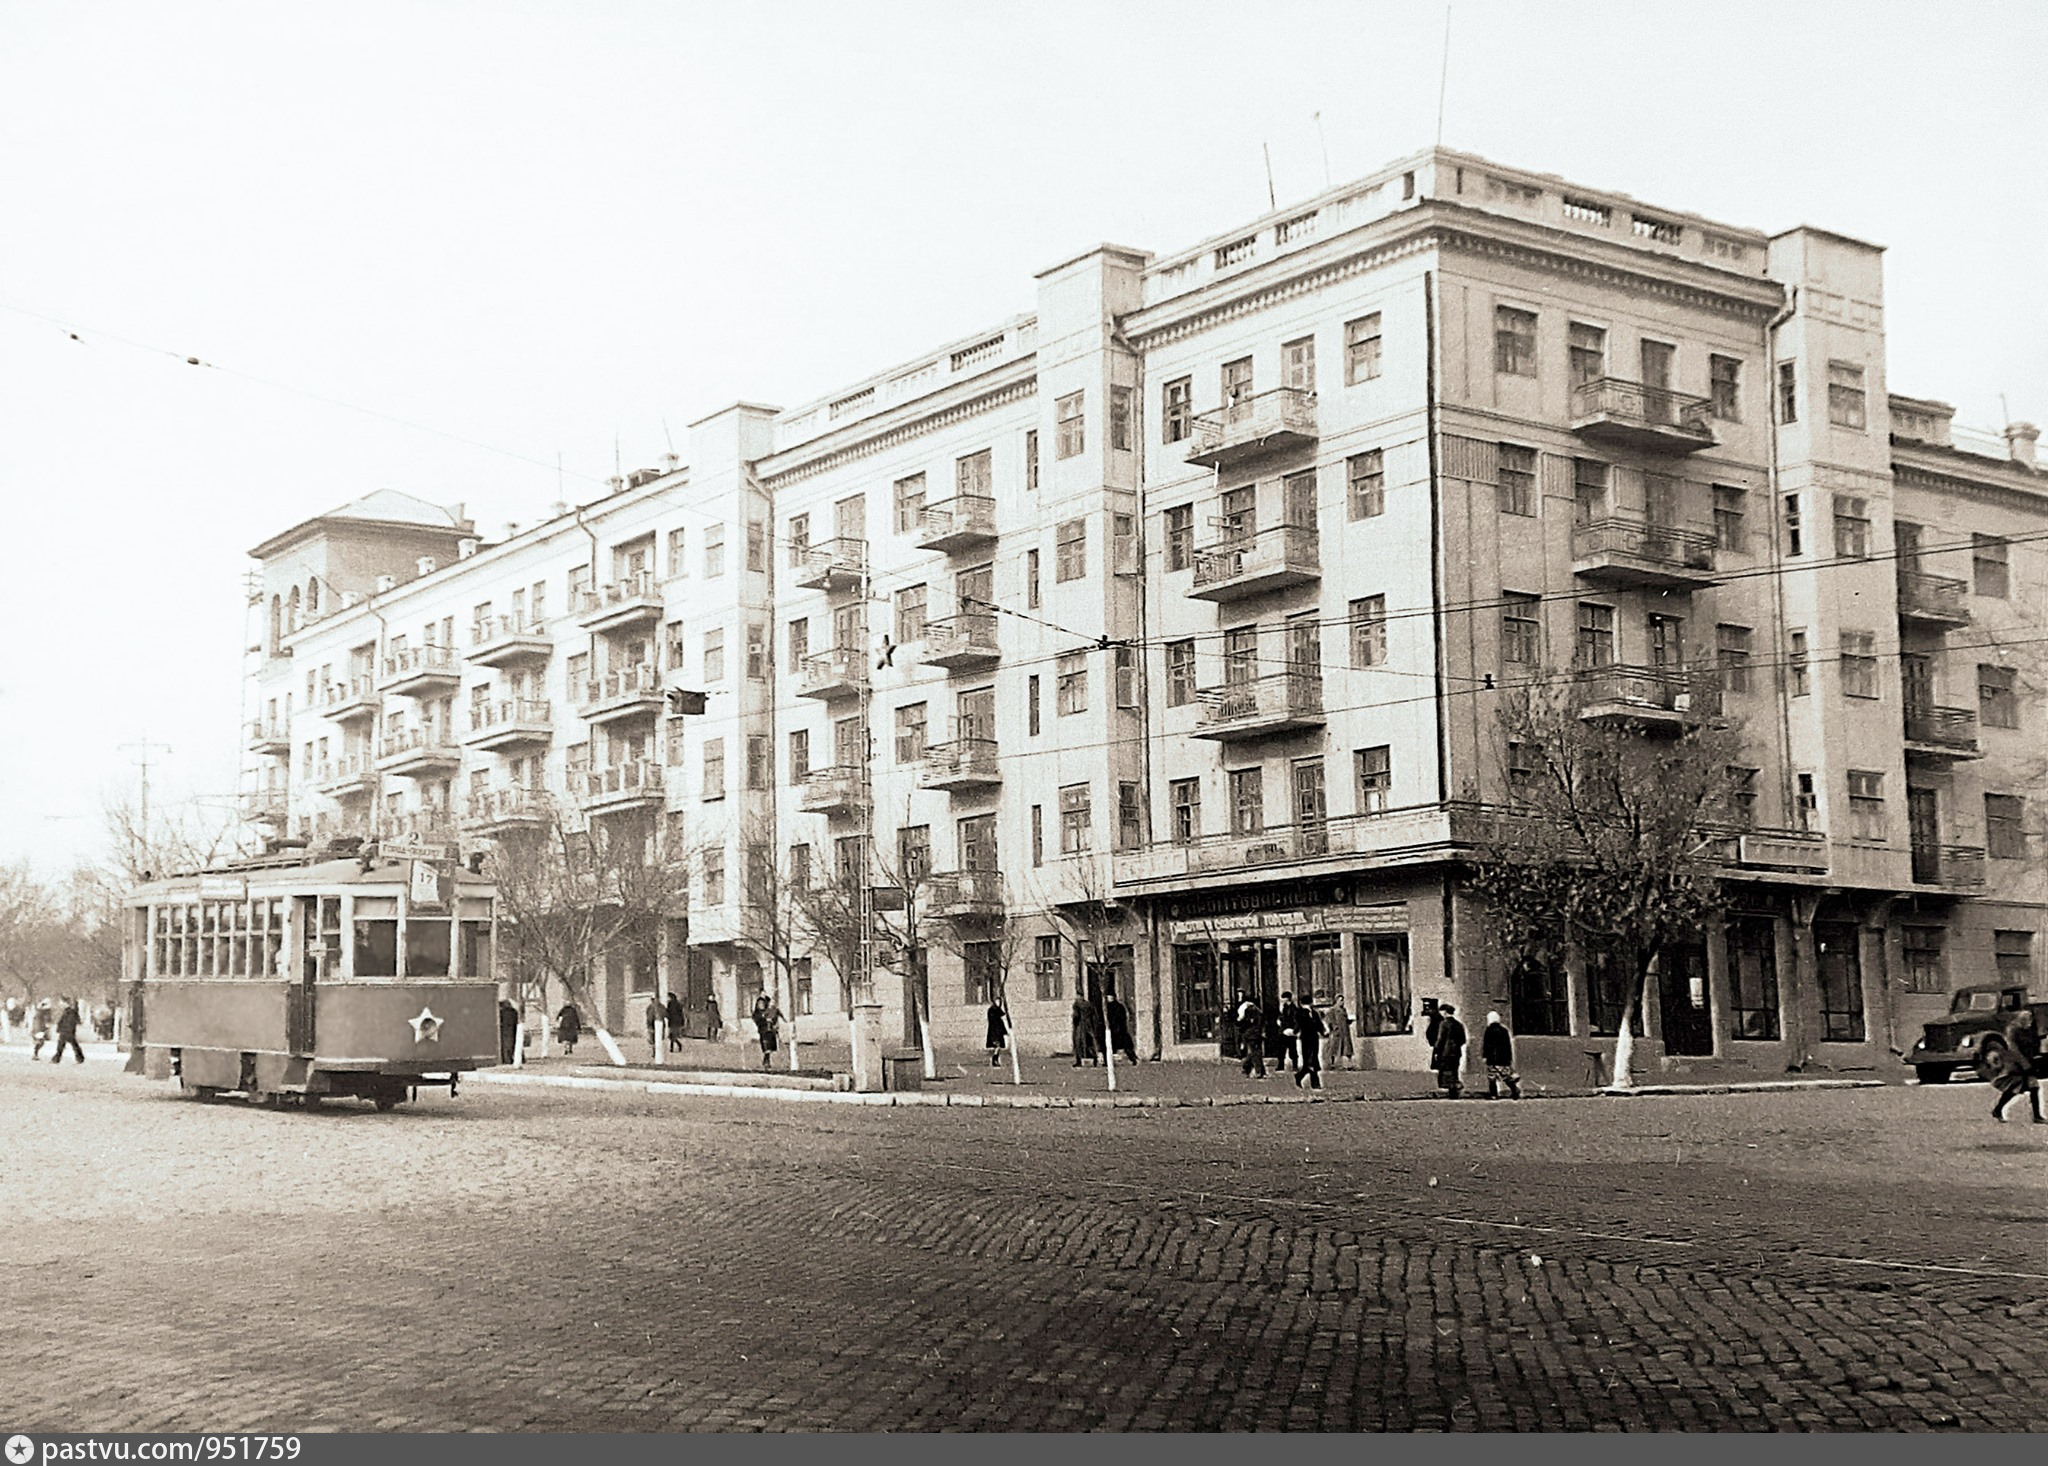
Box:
[1991,1011,2044,1124]
[555,1001,582,1056]
[704,994,722,1043]
[1070,997,1097,1066]
[1234,992,1267,1079]
[52,998,86,1064]
[1279,991,1305,1074]
[1104,995,1137,1064]
[1294,1001,1328,1090]
[985,1000,1009,1067]
[497,999,520,1065]
[1482,1010,1521,1099]
[644,996,661,1054]
[1431,1002,1468,1098]
[664,991,686,1051]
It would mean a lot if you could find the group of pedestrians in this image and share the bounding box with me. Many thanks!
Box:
[1069,994,1138,1067]
[1424,1001,1522,1099]
[1230,990,1332,1089]
[641,991,688,1054]
[14,996,90,1064]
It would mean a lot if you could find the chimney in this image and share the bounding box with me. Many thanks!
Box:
[458,538,479,559]
[502,522,520,540]
[375,574,396,593]
[416,556,437,576]
[2004,422,2039,471]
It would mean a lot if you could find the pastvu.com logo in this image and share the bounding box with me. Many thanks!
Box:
[5,1435,35,1466]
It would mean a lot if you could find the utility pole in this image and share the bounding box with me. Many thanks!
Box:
[119,737,172,872]
[847,545,885,1091]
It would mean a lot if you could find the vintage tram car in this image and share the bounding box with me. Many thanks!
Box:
[124,852,499,1109]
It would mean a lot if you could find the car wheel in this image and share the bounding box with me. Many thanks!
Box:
[1975,1039,2012,1085]
[1914,1064,1952,1086]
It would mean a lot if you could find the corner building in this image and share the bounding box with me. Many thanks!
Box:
[242,148,2045,1080]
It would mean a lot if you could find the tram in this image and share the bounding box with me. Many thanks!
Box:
[123,849,500,1110]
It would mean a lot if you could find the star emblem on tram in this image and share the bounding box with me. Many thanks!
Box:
[408,1006,443,1044]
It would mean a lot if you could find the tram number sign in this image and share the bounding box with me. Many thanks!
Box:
[407,858,457,912]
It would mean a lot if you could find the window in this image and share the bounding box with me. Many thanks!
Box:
[1114,646,1138,709]
[1355,745,1391,814]
[1117,782,1144,850]
[1973,534,2009,598]
[1712,486,1746,552]
[833,835,864,887]
[1164,505,1194,569]
[1058,784,1092,854]
[1024,428,1039,490]
[703,628,725,683]
[1572,458,1608,525]
[1162,377,1193,443]
[1496,443,1536,516]
[704,523,725,578]
[1501,592,1540,665]
[1575,602,1615,668]
[1979,665,2018,729]
[1222,357,1253,406]
[792,956,813,1014]
[897,825,930,885]
[1509,953,1568,1037]
[1567,322,1606,387]
[893,473,926,534]
[1794,772,1819,832]
[1154,639,1195,708]
[1839,631,1877,699]
[664,620,686,671]
[786,514,808,567]
[1781,493,1803,556]
[787,618,809,674]
[1026,547,1041,608]
[962,940,998,1006]
[1986,794,2026,859]
[702,849,725,907]
[1025,674,1041,736]
[1055,391,1085,459]
[1283,335,1316,392]
[1833,495,1871,558]
[1034,934,1063,1000]
[1727,917,1781,1039]
[1356,935,1412,1036]
[1995,930,2035,984]
[1344,314,1382,384]
[746,623,766,680]
[746,734,769,791]
[1716,624,1753,693]
[1348,450,1386,520]
[1112,513,1140,576]
[747,520,766,573]
[1826,361,1866,430]
[1056,651,1087,715]
[667,527,688,578]
[1110,385,1134,450]
[895,584,927,643]
[1223,625,1257,685]
[1788,630,1810,696]
[1727,765,1759,827]
[1349,595,1386,668]
[1494,306,1536,376]
[1228,767,1263,836]
[701,738,725,800]
[1055,519,1086,582]
[894,702,927,763]
[1776,361,1798,423]
[1815,922,1865,1043]
[1847,770,1885,841]
[1030,804,1044,866]
[1169,778,1200,845]
[1709,355,1742,421]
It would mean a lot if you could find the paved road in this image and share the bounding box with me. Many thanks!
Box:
[2,1052,2043,1431]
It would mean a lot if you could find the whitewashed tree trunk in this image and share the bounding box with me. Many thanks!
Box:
[783,964,801,1073]
[1006,1012,1022,1086]
[1608,963,1649,1090]
[916,981,936,1080]
[511,1021,526,1066]
[592,1026,626,1066]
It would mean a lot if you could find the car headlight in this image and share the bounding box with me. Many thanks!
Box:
[1955,1033,1978,1049]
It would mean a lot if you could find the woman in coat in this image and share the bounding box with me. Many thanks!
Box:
[1070,997,1097,1066]
[554,1001,582,1056]
[1431,1002,1468,1098]
[664,992,686,1051]
[1104,995,1137,1064]
[985,1001,1009,1067]
[1481,1011,1521,1099]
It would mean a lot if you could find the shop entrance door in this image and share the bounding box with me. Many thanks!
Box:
[1657,941,1714,1056]
[1223,939,1281,1057]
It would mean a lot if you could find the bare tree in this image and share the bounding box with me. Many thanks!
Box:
[1465,681,1741,1089]
[101,795,243,886]
[735,820,811,1072]
[1039,856,1127,1091]
[926,901,1035,1084]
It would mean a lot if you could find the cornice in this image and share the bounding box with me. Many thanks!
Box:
[758,376,1038,487]
[1893,460,2048,515]
[1433,224,1784,322]
[1127,231,1440,348]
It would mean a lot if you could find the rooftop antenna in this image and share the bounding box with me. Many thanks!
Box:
[1435,6,1453,149]
[2000,392,2011,428]
[1262,143,1278,211]
[661,416,679,468]
[1313,111,1332,189]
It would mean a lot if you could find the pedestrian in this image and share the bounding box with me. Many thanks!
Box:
[1991,1012,2045,1124]
[1423,996,1443,1051]
[1431,1001,1468,1099]
[1329,993,1355,1068]
[1279,991,1305,1074]
[751,990,782,1069]
[1294,1001,1327,1090]
[1482,1010,1522,1100]
[1104,994,1138,1064]
[497,998,520,1065]
[985,1000,1008,1067]
[1070,996,1096,1066]
[555,1001,582,1056]
[1234,991,1267,1079]
[52,998,85,1065]
[93,1003,115,1042]
[664,991,686,1051]
[31,998,54,1060]
[704,994,723,1043]
[644,995,661,1054]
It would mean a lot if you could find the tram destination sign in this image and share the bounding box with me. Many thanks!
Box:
[383,839,457,864]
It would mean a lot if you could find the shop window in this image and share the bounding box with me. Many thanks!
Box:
[1355,934,1412,1036]
[1173,943,1221,1044]
[1509,952,1569,1036]
[1727,916,1780,1040]
[1814,922,1865,1043]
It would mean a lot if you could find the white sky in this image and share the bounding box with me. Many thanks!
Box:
[2,0,2043,873]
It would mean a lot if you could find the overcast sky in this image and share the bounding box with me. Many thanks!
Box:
[2,0,2043,874]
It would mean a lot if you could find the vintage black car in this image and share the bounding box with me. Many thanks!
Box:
[1907,983,2040,1085]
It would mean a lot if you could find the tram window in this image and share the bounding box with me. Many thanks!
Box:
[459,921,493,979]
[354,896,399,978]
[407,918,452,978]
[182,907,199,977]
[318,898,343,979]
[262,899,287,978]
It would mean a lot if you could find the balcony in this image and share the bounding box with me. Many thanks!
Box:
[797,765,864,816]
[462,698,554,752]
[376,728,462,777]
[923,613,1000,670]
[467,615,553,667]
[578,664,664,724]
[379,645,461,697]
[1568,378,1716,454]
[246,720,291,757]
[1192,671,1326,741]
[577,761,665,814]
[1910,843,1987,892]
[462,787,552,834]
[1903,703,1982,762]
[798,646,868,701]
[917,738,1002,793]
[239,787,288,825]
[1697,827,1832,875]
[315,754,377,799]
[1112,802,1515,891]
[916,495,998,553]
[381,809,458,847]
[794,537,867,592]
[1570,516,1717,591]
[321,677,380,723]
[1896,568,1971,629]
[1575,665,1721,732]
[927,869,1004,922]
[573,571,665,634]
[1188,524,1321,602]
[1185,388,1318,469]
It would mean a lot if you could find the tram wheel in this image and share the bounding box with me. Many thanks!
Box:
[302,1093,323,1110]
[373,1094,398,1113]
[189,1084,218,1102]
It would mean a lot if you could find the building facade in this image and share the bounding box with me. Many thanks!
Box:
[242,148,2046,1079]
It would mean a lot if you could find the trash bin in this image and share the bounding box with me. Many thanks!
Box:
[883,1053,923,1092]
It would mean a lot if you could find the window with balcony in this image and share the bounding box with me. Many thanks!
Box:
[1110,386,1134,450]
[1567,322,1606,388]
[1575,603,1615,668]
[1034,934,1063,1000]
[1228,768,1264,837]
[1496,443,1536,517]
[1165,640,1196,707]
[1986,794,2026,859]
[953,448,993,501]
[1776,361,1798,423]
[1055,391,1085,459]
[1826,361,1866,430]
[1712,485,1747,552]
[1056,519,1087,582]
[1169,778,1200,845]
[785,514,808,568]
[787,618,809,674]
[895,702,927,763]
[703,628,725,684]
[893,473,926,534]
[1056,652,1087,715]
[1571,458,1608,526]
[702,738,725,801]
[1287,613,1320,674]
[897,825,930,885]
[1847,770,1885,841]
[1833,495,1871,558]
[1344,314,1382,384]
[1494,306,1537,377]
[1349,595,1386,668]
[1979,665,2018,729]
[1162,377,1193,443]
[1025,428,1039,490]
[1501,592,1540,665]
[1974,534,2009,598]
[1348,450,1386,520]
[895,584,926,643]
[1222,357,1253,406]
[1355,746,1391,814]
[1164,505,1194,570]
[1282,336,1316,393]
[1059,784,1092,853]
[1839,631,1877,698]
[1223,625,1258,686]
[1709,355,1742,422]
[1716,624,1753,693]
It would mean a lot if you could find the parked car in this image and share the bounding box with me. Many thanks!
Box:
[1906,983,2041,1084]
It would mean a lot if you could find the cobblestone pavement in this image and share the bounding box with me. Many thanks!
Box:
[1,1050,2043,1431]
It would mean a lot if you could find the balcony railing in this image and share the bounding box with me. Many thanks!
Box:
[1192,671,1325,740]
[246,720,291,756]
[1185,388,1318,469]
[467,615,554,665]
[1911,842,1987,890]
[377,727,461,774]
[1570,516,1717,590]
[1188,524,1321,602]
[579,664,663,721]
[577,760,664,812]
[798,646,868,701]
[315,754,376,796]
[794,537,868,592]
[1895,568,1971,628]
[321,677,379,721]
[927,869,1004,921]
[381,809,458,846]
[1574,665,1721,729]
[918,737,1002,792]
[1903,703,1981,759]
[462,787,552,831]
[239,788,288,823]
[1111,801,1519,889]
[463,698,554,749]
[1569,377,1716,453]
[379,644,461,693]
[916,495,998,553]
[572,570,664,631]
[797,765,864,815]
[923,613,1000,670]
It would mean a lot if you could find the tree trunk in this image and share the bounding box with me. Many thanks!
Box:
[914,976,936,1080]
[591,1024,627,1066]
[1608,958,1652,1091]
[1006,1010,1022,1086]
[781,959,801,1073]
